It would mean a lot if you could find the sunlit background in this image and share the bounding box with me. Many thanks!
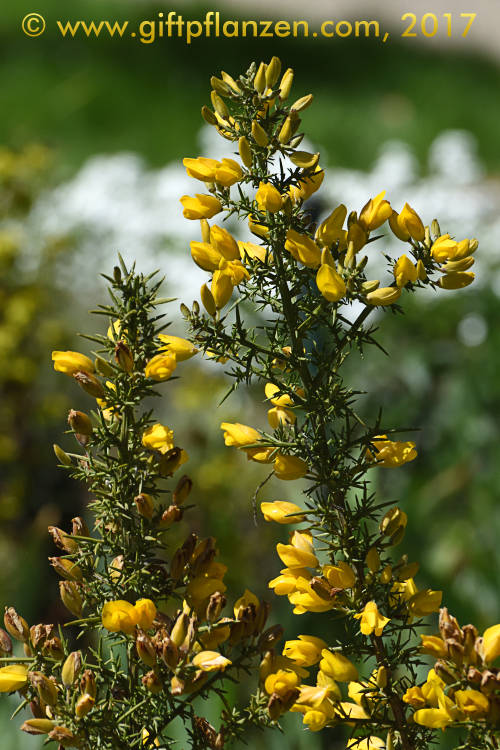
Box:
[1,0,500,747]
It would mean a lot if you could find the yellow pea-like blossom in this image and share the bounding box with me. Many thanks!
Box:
[420,635,447,659]
[358,190,392,232]
[367,435,417,468]
[315,204,347,247]
[403,686,427,708]
[322,561,356,589]
[264,668,301,696]
[285,229,321,268]
[183,156,219,182]
[274,454,308,480]
[269,566,312,596]
[277,531,318,569]
[393,254,418,288]
[366,287,402,306]
[482,623,500,664]
[233,589,259,618]
[142,423,174,454]
[268,406,296,428]
[346,738,385,750]
[319,650,358,682]
[0,664,28,693]
[210,224,240,260]
[255,182,283,213]
[316,264,346,302]
[438,271,474,290]
[412,707,452,729]
[288,579,336,614]
[142,729,160,747]
[289,165,324,203]
[191,650,231,672]
[158,334,198,361]
[144,353,177,381]
[52,350,94,376]
[134,598,157,630]
[238,241,270,263]
[282,635,328,667]
[101,600,138,634]
[214,158,243,187]
[190,241,223,271]
[211,270,234,310]
[354,601,390,636]
[389,203,425,242]
[261,501,305,524]
[407,589,442,617]
[265,382,294,407]
[218,258,250,286]
[180,194,222,220]
[220,422,261,448]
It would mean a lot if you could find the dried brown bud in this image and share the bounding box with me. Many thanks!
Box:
[48,526,79,554]
[161,636,179,670]
[434,660,458,685]
[0,627,12,656]
[439,607,462,642]
[21,718,56,735]
[142,670,163,694]
[136,631,156,667]
[134,493,155,520]
[75,692,95,718]
[158,504,183,529]
[114,340,134,372]
[267,693,284,720]
[159,447,183,476]
[59,581,83,617]
[29,671,58,706]
[4,606,29,642]
[73,371,105,398]
[467,666,482,685]
[43,636,64,660]
[71,517,89,538]
[48,725,83,747]
[206,592,226,623]
[49,557,83,581]
[80,669,96,699]
[257,624,284,652]
[67,410,93,437]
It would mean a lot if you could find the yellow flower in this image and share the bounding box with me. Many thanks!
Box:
[359,191,392,231]
[191,650,231,672]
[334,701,369,723]
[274,454,308,480]
[183,156,219,181]
[454,689,489,718]
[142,423,174,454]
[158,335,198,361]
[255,181,283,213]
[408,589,442,617]
[301,709,329,732]
[269,567,311,596]
[210,225,240,260]
[354,601,390,636]
[482,623,500,664]
[268,406,296,428]
[393,254,418,288]
[265,668,301,696]
[233,589,259,618]
[403,686,426,708]
[220,422,260,448]
[288,579,336,614]
[316,264,346,302]
[420,635,447,659]
[315,204,347,247]
[145,353,177,381]
[180,194,222,220]
[102,600,138,634]
[368,435,417,468]
[238,241,270,263]
[389,203,425,242]
[366,287,401,306]
[346,738,385,750]
[52,350,94,375]
[282,635,328,667]
[319,650,358,682]
[219,258,250,285]
[211,270,234,310]
[261,501,305,524]
[134,598,156,630]
[277,531,318,569]
[190,241,223,271]
[322,561,356,589]
[285,229,321,268]
[0,664,28,692]
[214,158,243,187]
[289,165,324,203]
[438,271,474,290]
[412,707,452,729]
[142,729,160,747]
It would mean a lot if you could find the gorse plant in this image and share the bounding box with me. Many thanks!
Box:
[179,57,500,749]
[0,261,277,748]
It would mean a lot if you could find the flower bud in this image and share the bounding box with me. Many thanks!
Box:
[376,665,388,688]
[200,283,217,317]
[170,613,189,648]
[206,593,227,623]
[173,475,193,506]
[49,557,83,581]
[158,447,183,477]
[94,356,115,377]
[0,627,12,656]
[73,371,105,398]
[365,546,381,573]
[158,504,183,529]
[210,90,228,118]
[59,581,83,617]
[238,136,252,168]
[67,410,93,437]
[257,624,284,652]
[291,93,313,112]
[4,606,29,642]
[136,631,156,667]
[142,670,163,694]
[62,651,82,687]
[21,718,56,735]
[201,105,218,126]
[53,444,72,466]
[278,68,294,100]
[114,341,134,372]
[75,693,95,719]
[43,636,64,660]
[251,120,268,147]
[379,507,407,545]
[80,669,96,699]
[434,659,458,685]
[29,671,58,706]
[48,526,79,554]
[266,56,281,87]
[267,693,284,720]
[48,725,82,747]
[254,62,267,93]
[210,76,230,97]
[134,493,155,520]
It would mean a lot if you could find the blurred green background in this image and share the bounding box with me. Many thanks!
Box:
[1,1,500,747]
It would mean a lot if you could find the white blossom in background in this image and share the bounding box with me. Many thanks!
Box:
[28,127,500,307]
